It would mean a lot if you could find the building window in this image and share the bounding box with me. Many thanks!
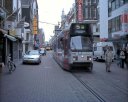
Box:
[116,16,121,31]
[92,7,97,19]
[89,7,92,19]
[108,15,121,33]
[26,33,29,41]
[108,20,112,33]
[110,0,126,11]
[84,8,89,19]
[112,0,116,11]
[85,0,91,6]
[120,0,124,6]
[92,0,97,4]
[115,0,119,9]
[112,18,116,32]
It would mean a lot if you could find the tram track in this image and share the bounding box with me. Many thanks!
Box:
[72,73,107,102]
[94,61,128,95]
[95,72,128,95]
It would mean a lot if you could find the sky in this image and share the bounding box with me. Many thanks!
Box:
[37,0,75,41]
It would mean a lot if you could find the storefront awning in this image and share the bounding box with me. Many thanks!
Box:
[0,28,7,34]
[4,34,17,41]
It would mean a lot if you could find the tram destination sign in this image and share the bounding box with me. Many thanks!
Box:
[70,23,92,36]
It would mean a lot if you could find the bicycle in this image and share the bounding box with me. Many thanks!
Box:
[7,54,16,73]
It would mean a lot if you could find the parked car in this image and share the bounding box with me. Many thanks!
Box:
[39,48,46,56]
[22,50,41,64]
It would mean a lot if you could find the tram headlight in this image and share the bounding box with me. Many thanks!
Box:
[73,56,78,61]
[87,56,92,60]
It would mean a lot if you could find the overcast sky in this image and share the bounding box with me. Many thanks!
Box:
[37,0,75,41]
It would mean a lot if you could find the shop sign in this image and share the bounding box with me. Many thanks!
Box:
[122,23,128,34]
[33,16,38,34]
[121,11,128,34]
[9,29,16,36]
[77,0,83,22]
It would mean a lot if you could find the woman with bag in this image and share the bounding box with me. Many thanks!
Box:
[119,48,125,68]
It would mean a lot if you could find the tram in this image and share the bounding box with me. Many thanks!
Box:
[52,23,93,71]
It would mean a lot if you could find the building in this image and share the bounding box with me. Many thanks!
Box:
[21,0,33,54]
[108,0,128,48]
[38,28,45,48]
[99,0,128,48]
[31,0,39,49]
[0,0,23,64]
[21,0,39,53]
[82,0,99,42]
[0,0,8,63]
[60,0,99,42]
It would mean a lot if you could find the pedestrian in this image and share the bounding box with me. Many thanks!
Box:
[105,46,114,72]
[119,48,125,68]
[124,46,128,69]
[116,48,121,66]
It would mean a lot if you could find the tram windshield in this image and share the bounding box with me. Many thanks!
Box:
[70,36,92,51]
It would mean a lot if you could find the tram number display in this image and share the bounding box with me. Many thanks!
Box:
[70,23,91,36]
[75,24,85,30]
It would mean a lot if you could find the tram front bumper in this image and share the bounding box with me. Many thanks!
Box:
[70,62,93,67]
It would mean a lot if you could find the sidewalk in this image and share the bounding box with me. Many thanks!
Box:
[0,59,22,74]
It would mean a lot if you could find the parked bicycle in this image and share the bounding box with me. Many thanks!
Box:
[7,54,16,73]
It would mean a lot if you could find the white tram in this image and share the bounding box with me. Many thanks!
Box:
[52,23,93,71]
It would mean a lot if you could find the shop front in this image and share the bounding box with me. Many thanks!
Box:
[0,29,7,64]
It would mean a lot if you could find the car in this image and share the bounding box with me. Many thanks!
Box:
[39,48,46,56]
[22,50,41,64]
[93,42,116,61]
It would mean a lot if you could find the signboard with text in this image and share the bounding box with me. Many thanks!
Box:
[77,0,83,22]
[33,17,38,34]
[121,12,128,34]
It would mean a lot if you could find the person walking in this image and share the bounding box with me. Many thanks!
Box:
[124,47,128,69]
[119,48,125,68]
[116,48,121,66]
[105,46,114,72]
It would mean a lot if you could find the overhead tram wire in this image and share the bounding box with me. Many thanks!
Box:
[39,21,58,26]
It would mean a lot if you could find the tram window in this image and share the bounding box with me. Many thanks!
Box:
[58,38,64,49]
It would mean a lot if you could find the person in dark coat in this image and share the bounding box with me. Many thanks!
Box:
[124,47,128,69]
[116,48,121,66]
[119,48,125,68]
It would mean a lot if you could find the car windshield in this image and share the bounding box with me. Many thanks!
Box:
[27,50,39,55]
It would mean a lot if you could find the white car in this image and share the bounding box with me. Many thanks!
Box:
[22,50,41,64]
[93,42,116,61]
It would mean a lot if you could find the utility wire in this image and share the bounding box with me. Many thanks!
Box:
[39,21,59,26]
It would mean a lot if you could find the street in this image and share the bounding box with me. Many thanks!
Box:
[0,51,128,102]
